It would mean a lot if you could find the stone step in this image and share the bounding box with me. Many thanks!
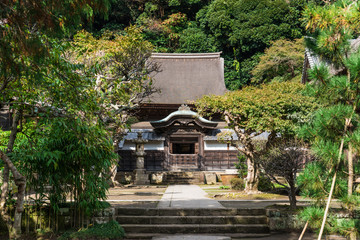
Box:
[165,176,202,179]
[161,172,206,184]
[121,223,270,234]
[165,175,204,179]
[165,179,202,182]
[116,208,266,216]
[124,233,271,239]
[116,215,268,225]
[165,181,202,184]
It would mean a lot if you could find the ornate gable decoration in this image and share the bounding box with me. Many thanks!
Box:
[150,105,218,133]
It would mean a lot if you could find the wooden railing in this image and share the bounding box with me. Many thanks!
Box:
[169,154,199,170]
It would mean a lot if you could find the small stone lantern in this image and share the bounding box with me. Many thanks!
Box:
[132,132,149,185]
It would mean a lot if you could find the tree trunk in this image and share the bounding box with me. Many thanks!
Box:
[0,110,26,239]
[0,165,9,208]
[288,181,297,209]
[245,158,259,193]
[109,137,121,187]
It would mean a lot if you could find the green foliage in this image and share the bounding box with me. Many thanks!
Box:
[196,81,317,136]
[298,2,360,238]
[103,0,311,90]
[298,162,348,205]
[196,0,305,88]
[177,26,218,53]
[13,118,116,215]
[70,26,157,136]
[340,195,360,213]
[303,0,360,66]
[230,178,245,191]
[202,0,301,56]
[258,175,273,192]
[299,207,328,231]
[332,218,360,238]
[235,155,247,178]
[219,185,230,190]
[59,220,125,240]
[299,207,360,237]
[0,0,110,90]
[0,131,10,153]
[139,12,190,52]
[196,81,317,192]
[251,38,305,84]
[224,54,261,90]
[297,162,330,204]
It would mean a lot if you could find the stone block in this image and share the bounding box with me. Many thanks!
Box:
[205,172,217,185]
[116,172,134,184]
[134,169,150,185]
[151,172,165,184]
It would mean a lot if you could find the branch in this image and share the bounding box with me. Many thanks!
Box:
[0,77,15,92]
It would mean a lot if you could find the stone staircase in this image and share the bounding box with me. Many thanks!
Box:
[162,171,205,184]
[116,207,270,239]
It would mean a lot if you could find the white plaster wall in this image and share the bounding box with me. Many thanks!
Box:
[144,141,164,150]
[204,141,237,151]
[121,141,164,151]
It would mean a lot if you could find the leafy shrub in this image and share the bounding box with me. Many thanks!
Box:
[59,220,125,240]
[258,175,273,192]
[219,185,230,190]
[230,178,244,190]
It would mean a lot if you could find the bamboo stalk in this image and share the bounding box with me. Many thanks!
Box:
[348,143,353,196]
[298,221,309,240]
[318,116,353,240]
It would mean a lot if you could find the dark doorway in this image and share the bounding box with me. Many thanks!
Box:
[170,136,199,155]
[172,143,195,154]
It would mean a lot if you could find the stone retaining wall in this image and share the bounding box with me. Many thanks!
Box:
[266,207,360,232]
[0,206,115,233]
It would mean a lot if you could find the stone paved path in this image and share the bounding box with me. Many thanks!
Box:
[157,185,224,208]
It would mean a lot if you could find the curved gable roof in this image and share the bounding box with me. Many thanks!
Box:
[150,105,218,131]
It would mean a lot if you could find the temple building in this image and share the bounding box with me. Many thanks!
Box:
[117,53,240,184]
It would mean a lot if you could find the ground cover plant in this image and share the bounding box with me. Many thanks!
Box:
[59,221,125,240]
[230,178,244,191]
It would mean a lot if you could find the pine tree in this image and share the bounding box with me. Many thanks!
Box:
[299,1,360,239]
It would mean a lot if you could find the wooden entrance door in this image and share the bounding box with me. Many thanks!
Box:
[168,134,202,170]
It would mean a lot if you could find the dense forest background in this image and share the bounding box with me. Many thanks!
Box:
[85,0,323,90]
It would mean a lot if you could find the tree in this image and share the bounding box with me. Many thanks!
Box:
[138,12,190,52]
[257,138,314,209]
[201,0,300,57]
[12,118,116,228]
[251,38,305,84]
[195,81,317,193]
[69,26,159,185]
[0,0,111,238]
[196,0,304,88]
[177,26,218,53]
[299,1,360,239]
